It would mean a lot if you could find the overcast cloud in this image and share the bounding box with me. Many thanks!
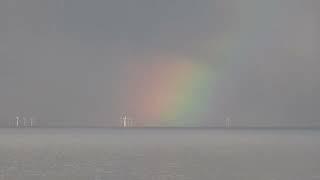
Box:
[0,0,319,127]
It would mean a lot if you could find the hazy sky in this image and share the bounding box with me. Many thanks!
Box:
[0,0,319,127]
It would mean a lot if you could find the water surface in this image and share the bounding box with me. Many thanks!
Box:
[0,128,319,180]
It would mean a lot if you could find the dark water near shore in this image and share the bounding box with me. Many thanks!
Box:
[0,128,320,180]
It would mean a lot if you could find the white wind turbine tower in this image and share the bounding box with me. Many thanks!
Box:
[121,113,128,127]
[120,113,132,127]
[23,117,27,128]
[30,117,33,127]
[15,116,19,128]
[225,117,231,128]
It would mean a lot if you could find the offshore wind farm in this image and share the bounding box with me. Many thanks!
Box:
[1,0,320,179]
[14,115,35,128]
[3,113,320,179]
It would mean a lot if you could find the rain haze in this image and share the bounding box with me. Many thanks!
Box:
[0,0,319,127]
[1,1,320,179]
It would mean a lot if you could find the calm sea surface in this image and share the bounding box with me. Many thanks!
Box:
[0,128,319,180]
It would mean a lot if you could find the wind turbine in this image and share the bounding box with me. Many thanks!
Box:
[120,113,132,127]
[225,117,231,128]
[23,117,27,128]
[121,113,128,127]
[15,116,19,128]
[30,117,33,127]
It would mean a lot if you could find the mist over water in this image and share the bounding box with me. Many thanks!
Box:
[0,128,319,180]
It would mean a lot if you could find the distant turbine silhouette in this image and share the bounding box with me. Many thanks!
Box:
[226,117,231,128]
[23,117,27,128]
[15,116,19,128]
[30,117,33,127]
[120,113,132,127]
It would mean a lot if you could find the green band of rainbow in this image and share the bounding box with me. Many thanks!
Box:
[128,55,216,126]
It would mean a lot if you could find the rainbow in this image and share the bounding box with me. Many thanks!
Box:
[119,0,306,127]
[123,23,247,126]
[127,55,216,126]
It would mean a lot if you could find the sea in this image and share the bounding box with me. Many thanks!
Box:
[0,128,319,180]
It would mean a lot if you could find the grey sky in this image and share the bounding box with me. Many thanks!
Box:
[0,0,319,127]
